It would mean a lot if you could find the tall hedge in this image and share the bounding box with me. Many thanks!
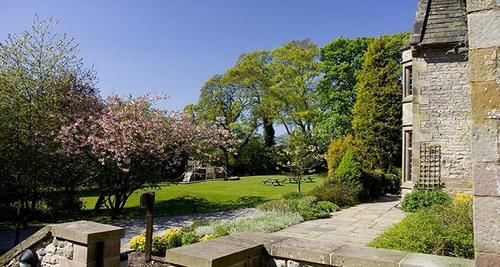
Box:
[352,33,408,170]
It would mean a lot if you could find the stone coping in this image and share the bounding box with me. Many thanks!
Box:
[51,220,124,245]
[165,233,474,267]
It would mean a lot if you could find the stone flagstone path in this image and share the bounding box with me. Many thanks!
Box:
[277,197,405,245]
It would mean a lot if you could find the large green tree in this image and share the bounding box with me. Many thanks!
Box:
[352,33,408,170]
[268,39,321,137]
[314,37,370,145]
[0,17,101,217]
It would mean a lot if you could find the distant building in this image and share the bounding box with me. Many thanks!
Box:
[401,0,471,192]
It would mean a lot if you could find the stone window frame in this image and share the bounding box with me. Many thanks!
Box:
[403,65,413,97]
[403,129,413,182]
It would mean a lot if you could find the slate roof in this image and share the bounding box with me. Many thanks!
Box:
[409,0,468,46]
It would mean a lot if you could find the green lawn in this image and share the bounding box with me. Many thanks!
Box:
[81,175,325,219]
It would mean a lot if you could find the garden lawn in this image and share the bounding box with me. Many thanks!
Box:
[81,175,325,218]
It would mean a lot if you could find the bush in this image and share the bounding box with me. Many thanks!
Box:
[129,229,183,256]
[326,134,355,177]
[334,148,363,187]
[310,180,360,207]
[370,193,473,259]
[195,211,303,239]
[258,196,339,221]
[181,231,199,246]
[129,234,146,252]
[316,201,340,213]
[401,188,451,212]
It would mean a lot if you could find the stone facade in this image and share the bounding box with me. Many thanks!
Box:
[466,0,500,265]
[403,0,473,192]
[411,48,472,190]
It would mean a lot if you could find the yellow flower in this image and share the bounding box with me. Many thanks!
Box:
[454,192,472,205]
[129,234,146,252]
[200,234,216,241]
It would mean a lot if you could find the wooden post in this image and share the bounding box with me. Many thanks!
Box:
[140,192,155,262]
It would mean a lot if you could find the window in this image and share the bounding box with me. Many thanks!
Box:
[404,130,413,181]
[404,66,413,96]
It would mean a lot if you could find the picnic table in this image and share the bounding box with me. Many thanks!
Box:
[262,177,285,186]
[288,176,315,183]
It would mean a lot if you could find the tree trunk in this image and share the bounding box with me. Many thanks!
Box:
[94,194,105,210]
[262,117,275,148]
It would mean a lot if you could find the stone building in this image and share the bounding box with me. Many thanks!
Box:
[404,0,500,265]
[402,0,472,192]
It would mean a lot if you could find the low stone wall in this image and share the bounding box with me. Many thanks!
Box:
[165,233,474,267]
[0,220,124,267]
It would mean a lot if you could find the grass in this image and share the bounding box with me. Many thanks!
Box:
[81,175,325,220]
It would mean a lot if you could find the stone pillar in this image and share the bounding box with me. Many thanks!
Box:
[51,221,124,267]
[467,1,500,266]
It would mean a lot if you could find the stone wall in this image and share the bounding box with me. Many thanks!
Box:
[6,236,74,267]
[411,47,472,191]
[467,0,500,266]
[0,221,124,267]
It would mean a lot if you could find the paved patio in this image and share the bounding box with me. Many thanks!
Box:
[277,197,405,245]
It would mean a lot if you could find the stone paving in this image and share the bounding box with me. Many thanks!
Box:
[277,197,405,245]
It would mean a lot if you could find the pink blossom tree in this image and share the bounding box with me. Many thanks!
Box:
[58,95,234,212]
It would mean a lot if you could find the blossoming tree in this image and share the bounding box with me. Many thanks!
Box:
[58,95,234,212]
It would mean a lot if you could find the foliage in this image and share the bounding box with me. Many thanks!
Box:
[309,180,360,207]
[401,188,452,212]
[0,16,101,218]
[128,234,146,252]
[129,229,183,256]
[275,131,323,193]
[333,148,363,188]
[196,211,304,238]
[180,231,199,246]
[352,33,408,170]
[257,196,339,221]
[326,134,355,177]
[267,39,321,136]
[314,37,371,145]
[370,194,473,259]
[58,95,235,212]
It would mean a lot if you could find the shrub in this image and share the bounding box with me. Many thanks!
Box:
[316,201,340,213]
[334,148,363,187]
[258,196,339,220]
[195,225,215,237]
[181,231,199,246]
[129,229,183,256]
[310,180,360,207]
[326,134,355,177]
[162,229,182,249]
[152,235,166,256]
[370,196,473,258]
[200,234,216,241]
[258,199,296,213]
[129,234,146,252]
[221,211,304,233]
[401,188,451,212]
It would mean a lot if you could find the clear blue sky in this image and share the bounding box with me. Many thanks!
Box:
[1,0,416,110]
